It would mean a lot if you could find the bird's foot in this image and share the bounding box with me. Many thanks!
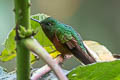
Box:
[64,54,73,60]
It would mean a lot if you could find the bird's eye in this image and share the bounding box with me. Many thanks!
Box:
[45,22,52,26]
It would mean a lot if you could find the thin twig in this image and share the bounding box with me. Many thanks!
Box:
[31,56,64,80]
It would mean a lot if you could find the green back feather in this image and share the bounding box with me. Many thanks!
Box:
[41,17,86,51]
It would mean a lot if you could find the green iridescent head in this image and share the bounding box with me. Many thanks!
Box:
[39,17,59,40]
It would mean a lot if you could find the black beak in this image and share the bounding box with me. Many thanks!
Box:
[31,18,41,23]
[31,18,45,28]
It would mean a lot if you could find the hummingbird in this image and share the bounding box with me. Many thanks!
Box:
[31,17,96,65]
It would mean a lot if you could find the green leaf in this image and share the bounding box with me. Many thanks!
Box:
[0,30,16,61]
[0,13,60,62]
[68,60,120,80]
[4,30,16,53]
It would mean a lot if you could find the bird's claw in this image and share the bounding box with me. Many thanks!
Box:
[63,55,73,60]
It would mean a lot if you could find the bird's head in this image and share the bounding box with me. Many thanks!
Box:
[40,17,57,30]
[39,17,59,40]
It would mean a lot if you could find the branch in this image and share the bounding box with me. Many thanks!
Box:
[24,38,68,80]
[31,56,64,80]
[14,0,31,80]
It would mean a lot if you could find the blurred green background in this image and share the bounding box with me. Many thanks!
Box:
[0,0,120,71]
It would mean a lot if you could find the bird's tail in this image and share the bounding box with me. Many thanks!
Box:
[66,40,96,65]
[71,47,96,65]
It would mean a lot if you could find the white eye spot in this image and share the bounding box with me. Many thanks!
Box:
[45,22,52,26]
[48,23,52,26]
